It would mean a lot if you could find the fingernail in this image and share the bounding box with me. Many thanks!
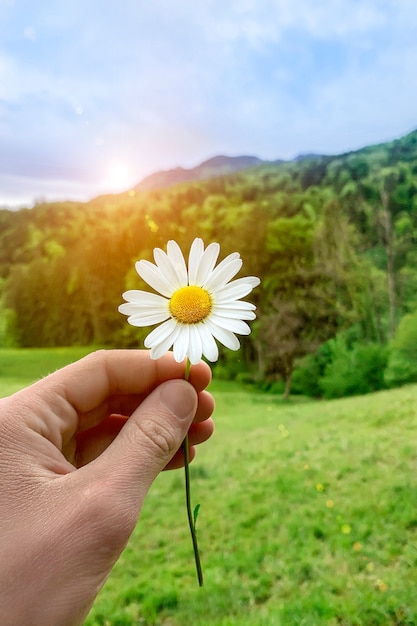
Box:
[160,380,196,421]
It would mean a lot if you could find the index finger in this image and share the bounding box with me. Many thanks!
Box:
[50,349,212,413]
[12,350,211,446]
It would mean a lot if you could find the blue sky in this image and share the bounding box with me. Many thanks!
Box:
[1,0,417,207]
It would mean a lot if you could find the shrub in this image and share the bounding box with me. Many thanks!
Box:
[291,343,334,397]
[1,308,20,347]
[385,311,417,387]
[320,341,388,399]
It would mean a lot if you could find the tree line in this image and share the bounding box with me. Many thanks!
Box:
[1,129,417,398]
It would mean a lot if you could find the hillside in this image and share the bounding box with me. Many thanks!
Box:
[2,347,417,626]
[1,127,417,398]
[131,127,417,196]
[133,128,417,194]
[134,155,269,191]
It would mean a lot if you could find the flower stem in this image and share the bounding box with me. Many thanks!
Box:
[182,359,204,587]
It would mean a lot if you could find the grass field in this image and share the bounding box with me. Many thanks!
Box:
[1,348,417,625]
[0,346,94,397]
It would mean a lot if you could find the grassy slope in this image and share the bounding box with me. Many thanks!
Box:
[0,347,96,397]
[1,349,417,625]
[89,385,417,625]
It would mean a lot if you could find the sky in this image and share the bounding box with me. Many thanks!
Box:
[1,0,417,208]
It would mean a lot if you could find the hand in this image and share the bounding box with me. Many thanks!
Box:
[0,350,214,626]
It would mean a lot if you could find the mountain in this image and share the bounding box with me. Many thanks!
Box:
[133,129,417,194]
[134,155,271,191]
[294,153,327,162]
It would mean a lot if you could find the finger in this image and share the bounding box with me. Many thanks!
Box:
[188,361,212,392]
[75,385,214,436]
[74,389,214,465]
[73,388,214,466]
[164,418,215,470]
[57,350,210,413]
[193,390,215,423]
[74,414,214,468]
[74,415,127,466]
[89,379,199,502]
[23,350,211,439]
[72,357,213,433]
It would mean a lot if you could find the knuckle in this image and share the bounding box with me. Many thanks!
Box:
[131,414,178,460]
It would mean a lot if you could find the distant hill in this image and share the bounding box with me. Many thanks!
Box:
[132,130,417,194]
[134,155,274,191]
[293,153,326,162]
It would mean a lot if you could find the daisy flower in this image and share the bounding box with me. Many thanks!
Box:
[119,238,260,364]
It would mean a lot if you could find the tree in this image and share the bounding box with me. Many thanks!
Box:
[259,201,356,398]
[384,310,417,387]
[369,165,417,338]
[260,293,340,398]
[378,168,398,338]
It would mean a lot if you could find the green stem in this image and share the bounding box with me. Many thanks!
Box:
[183,359,204,587]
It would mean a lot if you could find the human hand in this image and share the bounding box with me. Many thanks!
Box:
[0,350,214,626]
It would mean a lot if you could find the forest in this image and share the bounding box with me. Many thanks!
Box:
[1,128,417,398]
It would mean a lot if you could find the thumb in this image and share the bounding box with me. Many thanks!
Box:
[96,379,198,499]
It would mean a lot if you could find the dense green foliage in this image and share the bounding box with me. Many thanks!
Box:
[2,129,417,396]
[2,348,417,625]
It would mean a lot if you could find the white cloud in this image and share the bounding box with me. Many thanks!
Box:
[1,0,417,205]
[23,25,36,41]
[0,172,98,208]
[195,0,390,50]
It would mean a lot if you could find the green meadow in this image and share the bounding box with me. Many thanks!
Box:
[1,348,417,625]
[0,346,94,396]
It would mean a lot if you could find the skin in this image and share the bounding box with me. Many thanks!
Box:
[0,350,214,626]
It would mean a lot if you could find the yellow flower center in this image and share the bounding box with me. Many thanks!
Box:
[169,286,212,324]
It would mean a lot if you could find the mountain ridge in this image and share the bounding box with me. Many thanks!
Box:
[133,129,417,193]
[134,154,279,191]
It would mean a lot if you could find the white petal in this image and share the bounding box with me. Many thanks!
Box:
[215,280,259,302]
[153,248,183,290]
[126,311,170,327]
[198,322,219,362]
[118,302,168,316]
[119,303,138,315]
[148,329,179,359]
[241,276,260,288]
[214,300,256,311]
[173,326,190,363]
[144,318,179,348]
[204,318,241,351]
[218,275,260,292]
[204,256,242,291]
[195,242,220,285]
[188,238,204,285]
[135,260,174,298]
[212,306,256,320]
[209,314,251,335]
[167,240,188,285]
[146,321,182,360]
[188,325,203,364]
[121,290,169,307]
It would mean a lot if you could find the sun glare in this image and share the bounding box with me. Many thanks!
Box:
[106,160,133,192]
